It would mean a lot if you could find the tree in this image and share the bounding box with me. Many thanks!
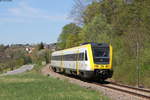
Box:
[0,44,6,52]
[66,34,79,48]
[79,14,112,43]
[82,2,101,24]
[70,0,88,25]
[57,23,81,49]
[38,42,44,50]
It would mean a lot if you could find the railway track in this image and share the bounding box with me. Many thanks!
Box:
[94,82,150,100]
[47,66,150,100]
[60,72,150,99]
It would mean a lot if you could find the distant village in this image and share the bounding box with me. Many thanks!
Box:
[25,43,57,54]
[0,43,56,60]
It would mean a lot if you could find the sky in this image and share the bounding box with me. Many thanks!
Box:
[0,0,74,45]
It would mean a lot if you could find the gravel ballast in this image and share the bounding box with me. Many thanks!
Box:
[41,65,148,100]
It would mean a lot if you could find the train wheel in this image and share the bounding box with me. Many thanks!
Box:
[52,67,56,72]
[94,76,103,82]
[79,72,87,81]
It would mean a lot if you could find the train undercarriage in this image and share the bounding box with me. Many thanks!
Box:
[51,66,113,81]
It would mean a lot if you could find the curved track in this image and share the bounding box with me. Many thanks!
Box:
[94,82,150,100]
[48,65,150,100]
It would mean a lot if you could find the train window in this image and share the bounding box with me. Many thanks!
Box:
[73,54,77,60]
[78,53,84,61]
[81,53,84,60]
[76,54,79,60]
[51,56,62,61]
[63,54,76,61]
[52,53,86,61]
[64,55,68,61]
[85,51,88,61]
[92,47,110,64]
[93,47,109,57]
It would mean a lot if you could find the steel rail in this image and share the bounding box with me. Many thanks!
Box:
[94,83,150,100]
[110,82,150,93]
[50,67,150,99]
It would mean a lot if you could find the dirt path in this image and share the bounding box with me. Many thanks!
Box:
[41,65,147,100]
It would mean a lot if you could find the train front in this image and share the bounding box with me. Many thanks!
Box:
[91,43,113,80]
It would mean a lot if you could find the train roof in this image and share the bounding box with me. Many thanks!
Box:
[52,43,110,55]
[81,42,109,47]
[52,43,89,54]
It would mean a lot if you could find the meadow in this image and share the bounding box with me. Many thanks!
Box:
[0,71,109,100]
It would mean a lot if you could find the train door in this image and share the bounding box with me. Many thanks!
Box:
[76,50,79,75]
[84,50,88,69]
[78,49,87,70]
[83,51,85,67]
[61,54,64,72]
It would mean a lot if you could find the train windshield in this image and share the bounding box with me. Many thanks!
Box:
[92,47,110,64]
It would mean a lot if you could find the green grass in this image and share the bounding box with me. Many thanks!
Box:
[0,71,109,100]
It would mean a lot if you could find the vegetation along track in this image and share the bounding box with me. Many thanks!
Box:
[94,82,150,100]
[47,65,150,100]
[55,71,150,99]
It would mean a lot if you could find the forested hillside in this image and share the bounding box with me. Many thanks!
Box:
[57,0,150,88]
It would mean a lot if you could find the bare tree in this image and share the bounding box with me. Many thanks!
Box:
[70,0,89,25]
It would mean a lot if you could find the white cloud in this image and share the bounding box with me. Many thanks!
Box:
[8,2,40,17]
[1,1,69,23]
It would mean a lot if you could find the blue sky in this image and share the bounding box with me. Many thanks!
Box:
[0,0,74,45]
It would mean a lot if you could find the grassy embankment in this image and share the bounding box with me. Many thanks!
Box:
[0,69,109,100]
